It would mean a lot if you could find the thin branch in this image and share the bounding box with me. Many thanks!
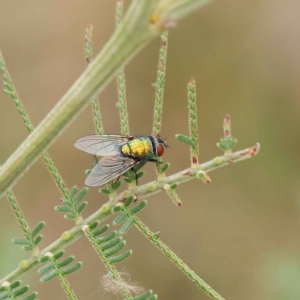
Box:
[7,190,42,255]
[124,211,225,300]
[39,252,80,300]
[164,184,182,207]
[217,114,237,156]
[188,77,199,166]
[115,0,130,136]
[0,281,38,300]
[114,143,260,203]
[153,31,168,179]
[0,144,259,284]
[82,225,132,299]
[152,31,168,135]
[85,24,104,135]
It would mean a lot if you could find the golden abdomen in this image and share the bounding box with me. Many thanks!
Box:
[121,138,152,158]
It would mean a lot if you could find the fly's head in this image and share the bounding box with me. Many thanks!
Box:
[151,133,169,157]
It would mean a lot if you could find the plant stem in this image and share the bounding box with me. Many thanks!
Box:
[82,226,132,299]
[6,190,35,249]
[0,144,258,284]
[115,0,130,136]
[131,215,225,300]
[85,24,104,135]
[188,77,199,166]
[153,31,168,135]
[114,143,260,203]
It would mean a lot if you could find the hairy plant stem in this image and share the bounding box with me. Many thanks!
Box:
[131,215,224,300]
[0,0,214,198]
[0,143,259,284]
[50,260,79,300]
[82,226,132,299]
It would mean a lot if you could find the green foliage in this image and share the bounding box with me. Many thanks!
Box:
[122,162,147,185]
[83,224,133,299]
[38,251,82,300]
[164,184,182,207]
[8,188,45,252]
[176,78,199,166]
[113,211,127,225]
[217,114,238,153]
[100,188,111,195]
[85,24,104,135]
[112,196,148,235]
[0,281,37,300]
[131,290,158,300]
[187,78,199,162]
[115,0,129,136]
[119,219,134,235]
[108,181,123,192]
[38,251,82,283]
[87,222,132,265]
[55,186,89,221]
[175,134,193,146]
[0,52,33,133]
[196,171,212,184]
[152,31,169,177]
[161,162,170,173]
[116,202,225,300]
[84,24,93,63]
[153,31,168,135]
[217,136,238,152]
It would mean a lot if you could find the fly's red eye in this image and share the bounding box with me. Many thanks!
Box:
[157,144,164,157]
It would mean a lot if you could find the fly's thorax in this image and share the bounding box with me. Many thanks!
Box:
[121,137,153,158]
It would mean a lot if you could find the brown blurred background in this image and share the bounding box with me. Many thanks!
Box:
[0,1,300,299]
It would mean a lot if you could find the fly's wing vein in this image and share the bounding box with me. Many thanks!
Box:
[85,155,139,186]
[74,135,130,156]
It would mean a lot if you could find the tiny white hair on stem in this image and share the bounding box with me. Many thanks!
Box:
[100,271,145,297]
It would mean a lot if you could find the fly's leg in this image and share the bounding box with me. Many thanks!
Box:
[135,169,138,186]
[130,167,138,185]
[148,158,162,164]
[113,176,121,186]
[131,158,145,186]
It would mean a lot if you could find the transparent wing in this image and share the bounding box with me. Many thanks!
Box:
[85,155,140,186]
[74,135,130,156]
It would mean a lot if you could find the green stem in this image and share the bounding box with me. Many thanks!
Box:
[0,283,17,300]
[50,258,78,300]
[153,31,168,135]
[0,144,259,285]
[188,77,199,166]
[114,143,260,203]
[0,0,215,198]
[6,190,33,245]
[85,24,104,135]
[131,215,225,300]
[115,0,129,136]
[83,226,132,299]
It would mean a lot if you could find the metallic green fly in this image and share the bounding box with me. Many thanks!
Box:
[75,134,168,186]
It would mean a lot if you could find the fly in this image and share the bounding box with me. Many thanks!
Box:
[74,134,168,186]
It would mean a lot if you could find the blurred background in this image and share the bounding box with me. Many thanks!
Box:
[0,1,299,299]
